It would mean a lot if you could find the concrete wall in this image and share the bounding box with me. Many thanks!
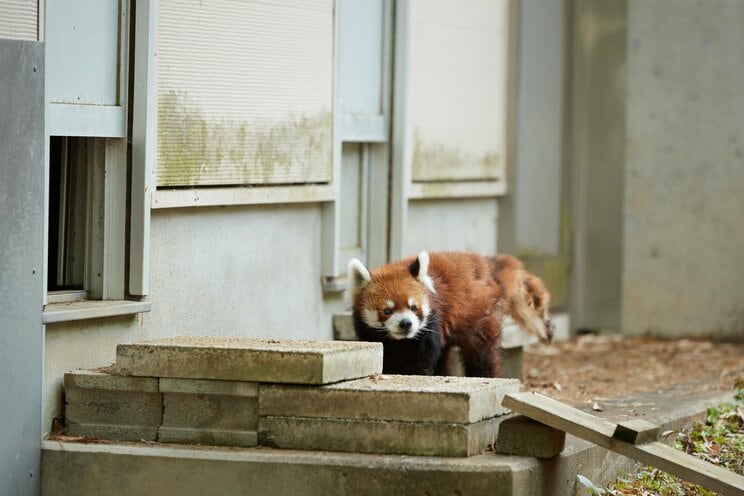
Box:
[45,204,329,431]
[573,0,744,339]
[621,0,744,339]
[406,198,499,256]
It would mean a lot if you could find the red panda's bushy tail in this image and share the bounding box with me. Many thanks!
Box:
[491,255,554,343]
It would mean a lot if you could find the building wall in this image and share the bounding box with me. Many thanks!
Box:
[621,0,744,339]
[573,0,744,339]
[44,204,327,430]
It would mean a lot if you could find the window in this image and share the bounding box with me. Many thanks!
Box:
[42,0,153,321]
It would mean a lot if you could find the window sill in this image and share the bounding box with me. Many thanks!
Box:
[43,299,151,324]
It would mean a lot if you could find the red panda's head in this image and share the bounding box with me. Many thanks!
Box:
[347,251,436,340]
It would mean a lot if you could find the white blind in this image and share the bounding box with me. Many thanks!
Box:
[408,0,509,182]
[156,0,334,187]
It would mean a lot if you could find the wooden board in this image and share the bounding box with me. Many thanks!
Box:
[503,392,744,496]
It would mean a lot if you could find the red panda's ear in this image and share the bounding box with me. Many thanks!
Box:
[347,258,371,300]
[411,251,436,294]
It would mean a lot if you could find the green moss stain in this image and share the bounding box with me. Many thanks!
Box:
[411,132,500,181]
[157,91,333,187]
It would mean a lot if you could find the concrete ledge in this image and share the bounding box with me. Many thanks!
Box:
[260,375,519,423]
[117,337,383,384]
[42,441,519,496]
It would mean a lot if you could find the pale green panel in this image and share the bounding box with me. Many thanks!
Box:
[156,0,334,187]
[409,0,509,182]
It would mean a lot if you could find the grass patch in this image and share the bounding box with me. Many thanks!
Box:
[579,379,744,495]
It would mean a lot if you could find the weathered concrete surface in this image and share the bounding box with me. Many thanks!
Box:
[160,392,258,447]
[260,375,519,423]
[159,377,259,448]
[117,337,383,384]
[44,387,732,495]
[259,416,502,457]
[495,415,566,458]
[64,370,162,441]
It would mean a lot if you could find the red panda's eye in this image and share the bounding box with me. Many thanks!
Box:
[410,305,418,312]
[382,308,393,316]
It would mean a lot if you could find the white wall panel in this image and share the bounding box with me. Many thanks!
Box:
[0,0,37,41]
[156,0,334,187]
[408,0,509,182]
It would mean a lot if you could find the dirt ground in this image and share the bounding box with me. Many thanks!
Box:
[521,334,744,406]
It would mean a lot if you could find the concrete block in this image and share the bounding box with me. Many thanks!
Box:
[117,337,383,384]
[64,370,162,441]
[259,415,502,457]
[260,375,519,423]
[158,377,259,447]
[159,378,258,397]
[158,427,258,448]
[494,414,566,458]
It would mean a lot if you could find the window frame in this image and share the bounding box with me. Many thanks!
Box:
[43,0,151,321]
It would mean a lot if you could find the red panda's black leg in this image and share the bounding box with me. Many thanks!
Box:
[460,344,501,378]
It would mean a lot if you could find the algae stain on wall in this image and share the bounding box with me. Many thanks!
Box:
[411,133,501,182]
[157,91,333,187]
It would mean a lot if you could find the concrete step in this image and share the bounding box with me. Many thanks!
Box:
[116,336,383,384]
[45,390,733,496]
[258,375,519,456]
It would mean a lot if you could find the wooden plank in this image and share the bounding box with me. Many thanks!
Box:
[503,392,744,496]
[613,418,660,445]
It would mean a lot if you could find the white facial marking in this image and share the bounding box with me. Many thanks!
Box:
[386,300,395,309]
[407,298,415,307]
[362,308,382,330]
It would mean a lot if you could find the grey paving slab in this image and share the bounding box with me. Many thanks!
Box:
[260,375,519,423]
[117,337,383,384]
[159,378,258,397]
[162,392,258,429]
[258,415,502,457]
[158,427,258,448]
[64,370,162,441]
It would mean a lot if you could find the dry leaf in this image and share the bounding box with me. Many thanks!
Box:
[592,402,603,411]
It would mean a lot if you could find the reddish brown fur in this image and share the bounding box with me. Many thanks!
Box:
[351,251,552,377]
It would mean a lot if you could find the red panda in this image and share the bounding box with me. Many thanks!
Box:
[347,251,553,377]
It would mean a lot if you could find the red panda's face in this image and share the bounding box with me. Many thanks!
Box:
[348,254,435,341]
[356,276,431,340]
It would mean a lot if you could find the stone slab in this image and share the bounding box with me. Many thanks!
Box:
[161,392,258,432]
[64,370,162,441]
[260,375,519,424]
[117,337,383,384]
[158,427,258,448]
[159,378,258,397]
[494,415,566,458]
[258,415,502,457]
